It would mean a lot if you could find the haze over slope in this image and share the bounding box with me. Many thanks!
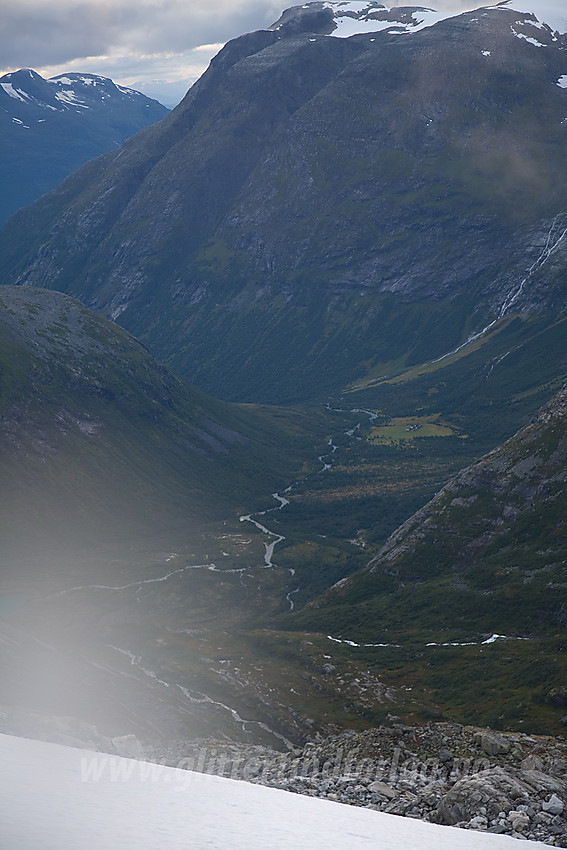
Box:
[0,285,306,560]
[1,1,567,746]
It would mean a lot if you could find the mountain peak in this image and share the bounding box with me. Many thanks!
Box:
[487,0,567,34]
[0,68,168,225]
[271,0,567,38]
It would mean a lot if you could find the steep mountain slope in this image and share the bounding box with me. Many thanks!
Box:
[1,3,567,404]
[0,288,564,742]
[0,284,307,559]
[285,382,567,732]
[0,285,327,744]
[0,70,168,224]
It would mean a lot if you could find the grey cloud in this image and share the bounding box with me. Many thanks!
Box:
[0,0,283,68]
[0,0,493,100]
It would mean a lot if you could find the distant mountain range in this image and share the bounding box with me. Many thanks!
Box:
[0,69,168,225]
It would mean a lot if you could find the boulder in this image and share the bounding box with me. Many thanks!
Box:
[111,734,144,759]
[507,811,530,832]
[368,780,398,799]
[542,794,564,816]
[437,767,567,825]
[473,731,510,756]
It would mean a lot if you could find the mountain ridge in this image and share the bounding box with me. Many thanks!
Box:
[1,4,567,405]
[0,69,168,225]
[0,284,310,559]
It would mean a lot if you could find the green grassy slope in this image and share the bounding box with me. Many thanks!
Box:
[281,384,567,734]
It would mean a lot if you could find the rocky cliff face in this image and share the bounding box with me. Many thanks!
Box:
[367,382,567,595]
[2,4,567,401]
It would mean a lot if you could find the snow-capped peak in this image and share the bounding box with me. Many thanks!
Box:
[280,0,567,39]
[320,2,453,37]
[0,69,159,116]
[484,1,567,35]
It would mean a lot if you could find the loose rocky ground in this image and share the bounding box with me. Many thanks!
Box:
[2,709,565,844]
[147,723,567,845]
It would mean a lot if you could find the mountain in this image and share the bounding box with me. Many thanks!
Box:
[285,382,567,732]
[0,285,327,744]
[1,1,567,748]
[0,284,308,559]
[1,293,563,743]
[0,69,168,224]
[0,2,566,408]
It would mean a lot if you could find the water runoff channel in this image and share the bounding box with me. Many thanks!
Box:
[38,407,379,746]
[42,404,530,745]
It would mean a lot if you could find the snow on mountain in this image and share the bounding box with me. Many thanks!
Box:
[0,69,168,225]
[0,69,162,114]
[0,734,550,849]
[485,0,567,34]
[306,0,567,38]
[320,2,457,37]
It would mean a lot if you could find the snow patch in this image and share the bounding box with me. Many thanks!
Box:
[510,25,547,45]
[0,82,28,102]
[110,303,128,320]
[315,1,567,39]
[483,0,567,34]
[0,734,542,850]
[328,635,400,647]
[116,83,137,95]
[54,90,89,108]
[321,2,451,38]
[557,74,567,88]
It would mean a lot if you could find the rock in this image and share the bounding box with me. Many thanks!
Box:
[474,732,510,756]
[542,794,565,816]
[547,688,567,709]
[467,815,488,830]
[437,766,557,825]
[111,734,144,759]
[508,811,530,832]
[438,748,453,763]
[521,754,543,771]
[368,780,398,799]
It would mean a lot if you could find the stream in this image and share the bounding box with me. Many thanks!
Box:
[431,213,567,366]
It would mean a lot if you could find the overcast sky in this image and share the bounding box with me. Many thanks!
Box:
[0,1,497,107]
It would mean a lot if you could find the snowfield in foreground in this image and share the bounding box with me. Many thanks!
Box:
[0,734,550,849]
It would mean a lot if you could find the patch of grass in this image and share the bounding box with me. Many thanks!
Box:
[368,413,463,445]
